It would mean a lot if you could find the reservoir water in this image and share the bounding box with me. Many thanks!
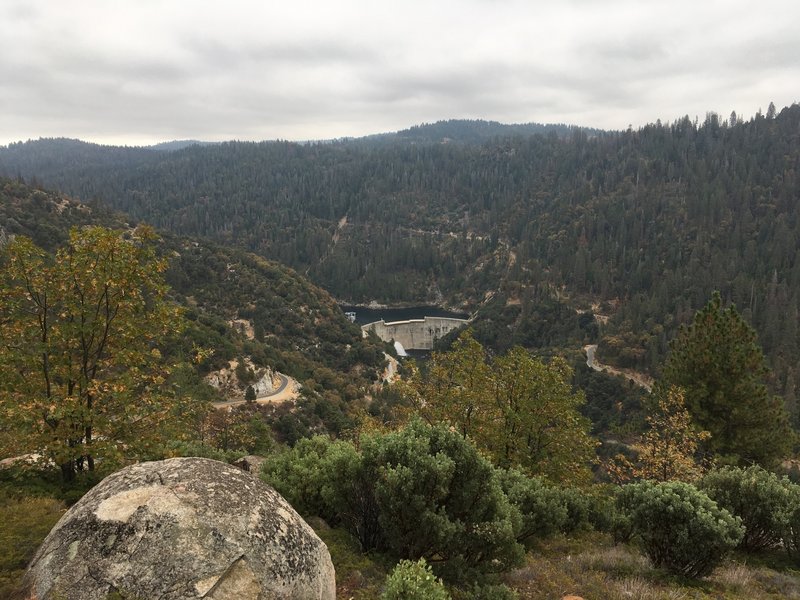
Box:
[340,305,470,325]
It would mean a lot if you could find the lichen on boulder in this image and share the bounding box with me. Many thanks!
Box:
[23,457,335,599]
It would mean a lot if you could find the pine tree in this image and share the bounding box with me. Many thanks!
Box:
[245,385,257,402]
[661,292,793,466]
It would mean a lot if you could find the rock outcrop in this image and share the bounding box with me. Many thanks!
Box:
[234,455,267,474]
[23,457,335,600]
[205,358,276,400]
[0,224,13,248]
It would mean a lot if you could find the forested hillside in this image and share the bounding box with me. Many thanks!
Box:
[2,107,800,410]
[0,178,387,442]
[6,115,800,598]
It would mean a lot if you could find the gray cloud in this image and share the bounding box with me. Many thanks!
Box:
[1,0,798,145]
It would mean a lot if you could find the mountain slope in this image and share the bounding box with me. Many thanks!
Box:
[2,107,800,412]
[0,178,387,438]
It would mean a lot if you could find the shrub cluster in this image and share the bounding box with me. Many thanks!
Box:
[266,424,800,585]
[497,468,566,542]
[616,466,800,577]
[263,419,572,582]
[784,494,800,560]
[617,480,744,578]
[700,465,796,551]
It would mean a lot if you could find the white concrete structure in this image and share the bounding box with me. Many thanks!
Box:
[362,316,468,350]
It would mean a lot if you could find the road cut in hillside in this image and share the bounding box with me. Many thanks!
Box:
[213,373,300,409]
[584,344,653,392]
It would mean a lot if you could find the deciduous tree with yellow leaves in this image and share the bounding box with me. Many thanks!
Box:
[402,331,595,484]
[605,385,710,484]
[0,226,185,481]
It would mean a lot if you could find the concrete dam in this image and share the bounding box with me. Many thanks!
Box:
[362,316,469,351]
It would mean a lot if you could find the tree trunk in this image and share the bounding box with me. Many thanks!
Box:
[60,460,75,482]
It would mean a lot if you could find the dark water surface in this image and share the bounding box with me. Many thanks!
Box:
[340,305,470,325]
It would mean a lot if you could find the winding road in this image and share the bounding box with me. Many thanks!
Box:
[213,374,298,409]
[584,344,653,392]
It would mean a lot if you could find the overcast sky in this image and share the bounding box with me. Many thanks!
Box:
[1,0,798,146]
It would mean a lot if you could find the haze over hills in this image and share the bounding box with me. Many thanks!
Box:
[2,107,800,421]
[149,140,220,152]
[2,119,591,152]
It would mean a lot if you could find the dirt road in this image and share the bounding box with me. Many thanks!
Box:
[584,344,653,392]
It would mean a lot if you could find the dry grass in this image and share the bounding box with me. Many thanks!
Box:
[315,523,800,600]
[0,496,65,598]
[504,533,800,600]
[711,564,754,591]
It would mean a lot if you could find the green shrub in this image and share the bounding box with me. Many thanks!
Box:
[584,487,633,544]
[774,483,800,563]
[784,496,800,562]
[609,508,634,546]
[262,436,356,527]
[583,486,615,532]
[364,420,524,579]
[618,480,743,578]
[263,420,525,582]
[701,465,798,551]
[381,559,450,600]
[497,468,566,542]
[555,488,592,534]
[318,438,382,551]
[262,433,404,553]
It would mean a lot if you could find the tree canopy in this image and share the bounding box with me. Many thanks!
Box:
[0,226,187,480]
[403,331,595,484]
[661,292,792,466]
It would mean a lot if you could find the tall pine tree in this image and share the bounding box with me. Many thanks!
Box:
[662,292,793,466]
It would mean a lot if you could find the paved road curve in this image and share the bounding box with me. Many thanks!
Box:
[213,374,298,409]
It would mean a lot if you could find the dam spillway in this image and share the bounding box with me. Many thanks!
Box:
[361,316,469,350]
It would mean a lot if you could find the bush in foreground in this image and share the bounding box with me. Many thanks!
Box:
[263,419,525,582]
[381,559,450,600]
[783,492,800,563]
[618,480,743,578]
[365,420,523,578]
[497,468,566,542]
[701,465,798,552]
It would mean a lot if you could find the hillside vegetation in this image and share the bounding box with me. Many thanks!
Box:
[2,109,799,389]
[4,108,800,597]
[0,178,387,445]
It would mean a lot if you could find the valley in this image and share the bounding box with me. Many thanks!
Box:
[3,1,800,596]
[5,109,800,422]
[3,108,800,599]
[5,108,800,410]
